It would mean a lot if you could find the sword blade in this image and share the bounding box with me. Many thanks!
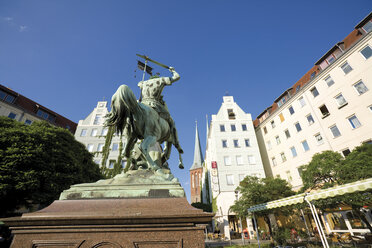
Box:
[136,54,170,69]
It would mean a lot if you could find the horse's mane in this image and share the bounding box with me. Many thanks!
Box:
[105,85,142,136]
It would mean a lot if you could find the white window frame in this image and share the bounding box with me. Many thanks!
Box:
[315,133,324,145]
[226,174,234,186]
[353,80,369,95]
[334,93,348,108]
[301,140,310,152]
[236,155,243,165]
[340,61,353,74]
[347,114,361,129]
[298,97,306,108]
[290,146,297,157]
[224,156,232,166]
[330,124,341,138]
[248,155,256,165]
[324,75,335,87]
[306,114,315,125]
[360,45,372,60]
[80,129,87,137]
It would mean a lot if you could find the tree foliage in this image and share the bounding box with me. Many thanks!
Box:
[0,117,102,216]
[231,176,295,235]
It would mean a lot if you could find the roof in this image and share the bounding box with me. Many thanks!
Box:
[190,121,204,171]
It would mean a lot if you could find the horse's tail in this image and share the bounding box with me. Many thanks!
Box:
[105,84,139,134]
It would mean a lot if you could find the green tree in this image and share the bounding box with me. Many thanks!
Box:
[300,144,372,232]
[0,117,102,217]
[231,176,295,236]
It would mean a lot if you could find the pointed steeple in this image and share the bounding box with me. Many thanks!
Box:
[190,120,204,171]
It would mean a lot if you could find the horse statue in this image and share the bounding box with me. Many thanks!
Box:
[105,84,184,172]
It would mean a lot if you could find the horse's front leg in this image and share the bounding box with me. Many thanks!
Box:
[123,136,137,171]
[140,135,160,171]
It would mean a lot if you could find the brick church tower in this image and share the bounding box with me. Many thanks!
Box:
[189,121,204,203]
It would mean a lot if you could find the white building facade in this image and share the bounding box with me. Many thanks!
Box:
[75,101,125,169]
[204,96,265,239]
[254,17,372,190]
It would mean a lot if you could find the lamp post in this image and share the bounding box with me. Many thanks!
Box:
[235,190,245,245]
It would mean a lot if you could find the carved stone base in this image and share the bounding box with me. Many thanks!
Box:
[4,198,213,248]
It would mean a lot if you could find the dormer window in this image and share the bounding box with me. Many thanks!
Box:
[37,109,56,122]
[362,20,372,33]
[227,109,235,120]
[277,97,286,107]
[310,71,316,80]
[0,89,16,103]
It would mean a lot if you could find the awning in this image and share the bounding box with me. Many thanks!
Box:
[248,178,372,213]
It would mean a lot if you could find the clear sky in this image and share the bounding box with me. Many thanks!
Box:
[1,1,370,201]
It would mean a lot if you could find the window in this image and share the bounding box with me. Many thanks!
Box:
[24,119,32,125]
[306,114,315,125]
[335,94,347,108]
[8,112,16,119]
[295,122,302,132]
[192,174,194,188]
[330,125,341,138]
[101,128,108,136]
[271,120,275,128]
[245,139,250,147]
[226,175,234,185]
[315,133,324,145]
[348,115,361,129]
[310,87,319,97]
[91,129,98,136]
[288,106,295,115]
[310,71,316,79]
[341,61,353,74]
[353,81,368,95]
[301,140,310,151]
[290,147,297,157]
[87,144,94,152]
[360,45,372,59]
[319,105,330,117]
[297,167,303,177]
[224,156,231,166]
[271,157,277,166]
[286,171,292,182]
[369,105,372,112]
[0,90,16,103]
[222,140,227,148]
[93,114,103,125]
[266,140,272,150]
[277,97,286,107]
[121,161,126,168]
[36,109,56,122]
[284,129,291,139]
[231,124,236,131]
[80,129,87,137]
[94,159,100,165]
[296,85,301,92]
[342,149,351,157]
[108,160,115,169]
[279,113,285,122]
[236,155,243,165]
[275,136,281,145]
[298,97,306,107]
[280,152,287,162]
[263,126,267,134]
[325,75,335,87]
[112,143,119,151]
[242,124,247,131]
[362,20,372,32]
[248,155,256,164]
[233,139,239,147]
[239,174,245,182]
[220,125,225,132]
[227,109,236,120]
[97,143,104,152]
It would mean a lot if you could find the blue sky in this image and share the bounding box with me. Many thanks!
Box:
[1,1,370,201]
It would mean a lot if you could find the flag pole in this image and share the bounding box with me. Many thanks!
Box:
[142,59,148,82]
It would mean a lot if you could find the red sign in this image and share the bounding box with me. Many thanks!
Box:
[211,161,217,169]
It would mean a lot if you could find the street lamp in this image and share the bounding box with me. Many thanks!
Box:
[234,190,245,245]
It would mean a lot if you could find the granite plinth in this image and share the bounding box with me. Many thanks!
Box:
[4,198,213,248]
[59,169,185,200]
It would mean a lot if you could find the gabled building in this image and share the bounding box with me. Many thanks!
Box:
[75,101,125,169]
[0,84,77,132]
[203,95,265,239]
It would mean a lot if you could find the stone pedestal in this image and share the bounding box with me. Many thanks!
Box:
[5,198,213,248]
[3,170,213,247]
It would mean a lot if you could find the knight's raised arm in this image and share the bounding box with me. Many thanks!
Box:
[169,67,180,83]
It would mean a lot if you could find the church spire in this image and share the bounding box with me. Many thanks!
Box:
[190,120,204,170]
